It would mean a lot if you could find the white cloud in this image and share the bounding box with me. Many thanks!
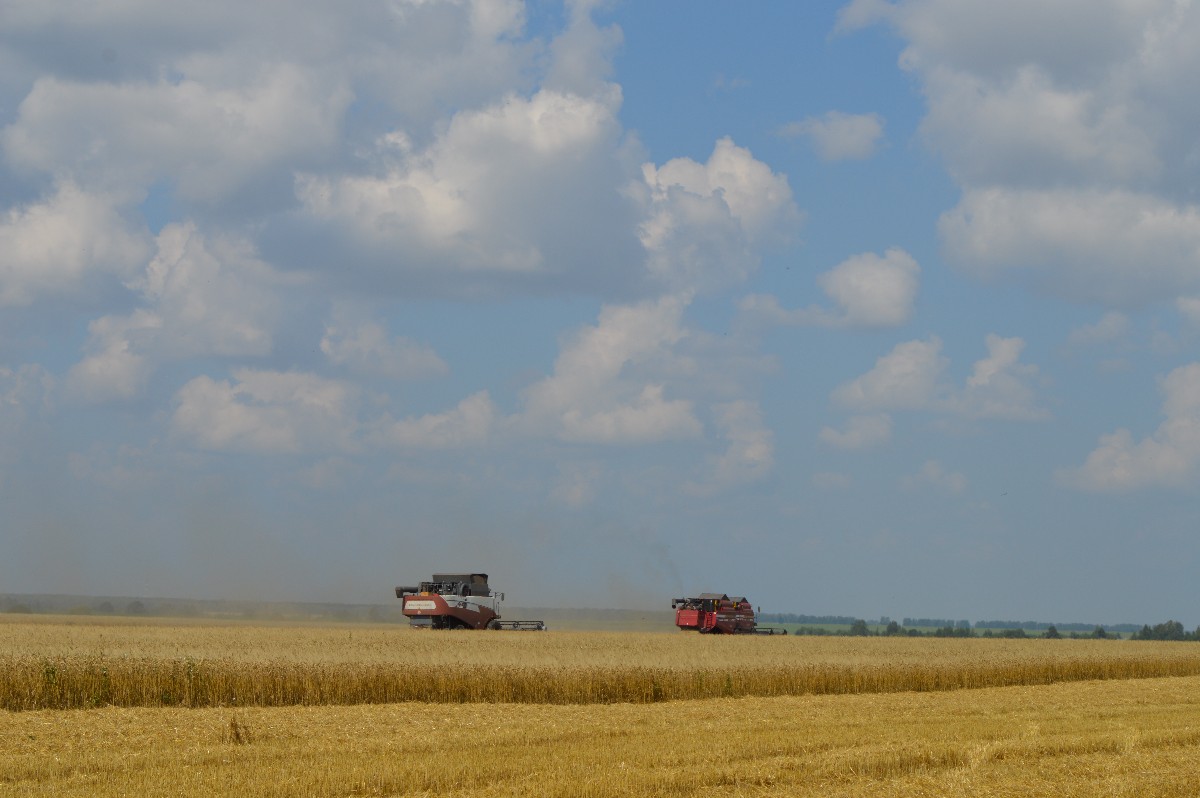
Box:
[321,311,448,381]
[0,364,53,434]
[558,383,700,444]
[740,247,919,329]
[65,312,158,402]
[954,334,1049,421]
[819,248,919,326]
[639,137,802,294]
[378,391,496,449]
[1067,311,1130,348]
[5,67,350,201]
[295,86,637,286]
[832,334,1047,421]
[903,460,967,493]
[0,1,535,198]
[171,369,361,454]
[706,400,775,486]
[1059,362,1200,491]
[520,296,702,444]
[0,182,149,306]
[820,414,893,450]
[939,188,1200,305]
[543,0,623,96]
[846,0,1200,306]
[833,337,949,411]
[779,110,885,161]
[66,223,284,402]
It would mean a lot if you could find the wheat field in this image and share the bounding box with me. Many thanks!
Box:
[5,614,1200,796]
[5,614,1200,709]
[4,675,1200,796]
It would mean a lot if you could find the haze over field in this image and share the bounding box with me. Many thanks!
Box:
[2,1,1199,625]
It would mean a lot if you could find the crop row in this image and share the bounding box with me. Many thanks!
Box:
[7,652,1200,710]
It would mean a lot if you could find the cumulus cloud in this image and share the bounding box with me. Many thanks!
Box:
[66,223,285,402]
[543,0,623,96]
[903,460,967,493]
[939,188,1200,305]
[954,334,1049,421]
[1067,311,1131,348]
[0,182,149,306]
[820,414,893,450]
[520,296,702,444]
[378,391,496,449]
[5,67,350,201]
[295,87,634,288]
[832,334,1047,421]
[833,337,950,412]
[65,312,159,402]
[740,248,919,329]
[844,0,1200,306]
[0,1,533,197]
[1059,362,1200,491]
[639,137,802,294]
[0,364,54,439]
[706,400,775,486]
[321,308,448,381]
[779,110,885,161]
[171,369,361,454]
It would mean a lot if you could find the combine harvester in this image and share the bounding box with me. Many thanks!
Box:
[671,593,787,635]
[395,573,545,630]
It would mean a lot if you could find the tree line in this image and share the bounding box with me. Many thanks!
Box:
[775,618,1200,640]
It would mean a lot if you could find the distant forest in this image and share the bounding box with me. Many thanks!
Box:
[758,613,1146,635]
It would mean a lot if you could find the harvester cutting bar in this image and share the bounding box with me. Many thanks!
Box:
[753,627,787,635]
[489,620,547,631]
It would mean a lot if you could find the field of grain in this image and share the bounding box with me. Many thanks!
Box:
[6,615,1200,796]
[5,674,1200,797]
[5,614,1200,710]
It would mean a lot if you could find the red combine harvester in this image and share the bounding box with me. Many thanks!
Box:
[671,593,787,635]
[395,573,545,630]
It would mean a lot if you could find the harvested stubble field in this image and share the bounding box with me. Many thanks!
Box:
[4,673,1200,796]
[5,616,1200,797]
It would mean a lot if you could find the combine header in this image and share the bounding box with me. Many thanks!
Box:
[395,573,545,630]
[671,593,787,635]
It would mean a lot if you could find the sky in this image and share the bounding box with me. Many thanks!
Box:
[2,0,1200,627]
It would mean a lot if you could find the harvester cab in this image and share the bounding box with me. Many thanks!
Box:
[395,573,545,630]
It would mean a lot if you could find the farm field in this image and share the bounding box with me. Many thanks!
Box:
[5,615,1200,796]
[4,674,1200,796]
[5,614,1200,709]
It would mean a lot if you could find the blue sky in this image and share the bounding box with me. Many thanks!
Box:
[3,0,1199,626]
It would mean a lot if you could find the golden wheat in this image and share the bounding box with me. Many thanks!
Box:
[4,675,1200,797]
[4,615,1200,709]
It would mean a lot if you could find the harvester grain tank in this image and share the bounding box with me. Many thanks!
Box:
[671,593,786,635]
[395,573,545,630]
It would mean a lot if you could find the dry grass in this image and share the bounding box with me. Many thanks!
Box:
[4,675,1200,797]
[5,614,1200,709]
